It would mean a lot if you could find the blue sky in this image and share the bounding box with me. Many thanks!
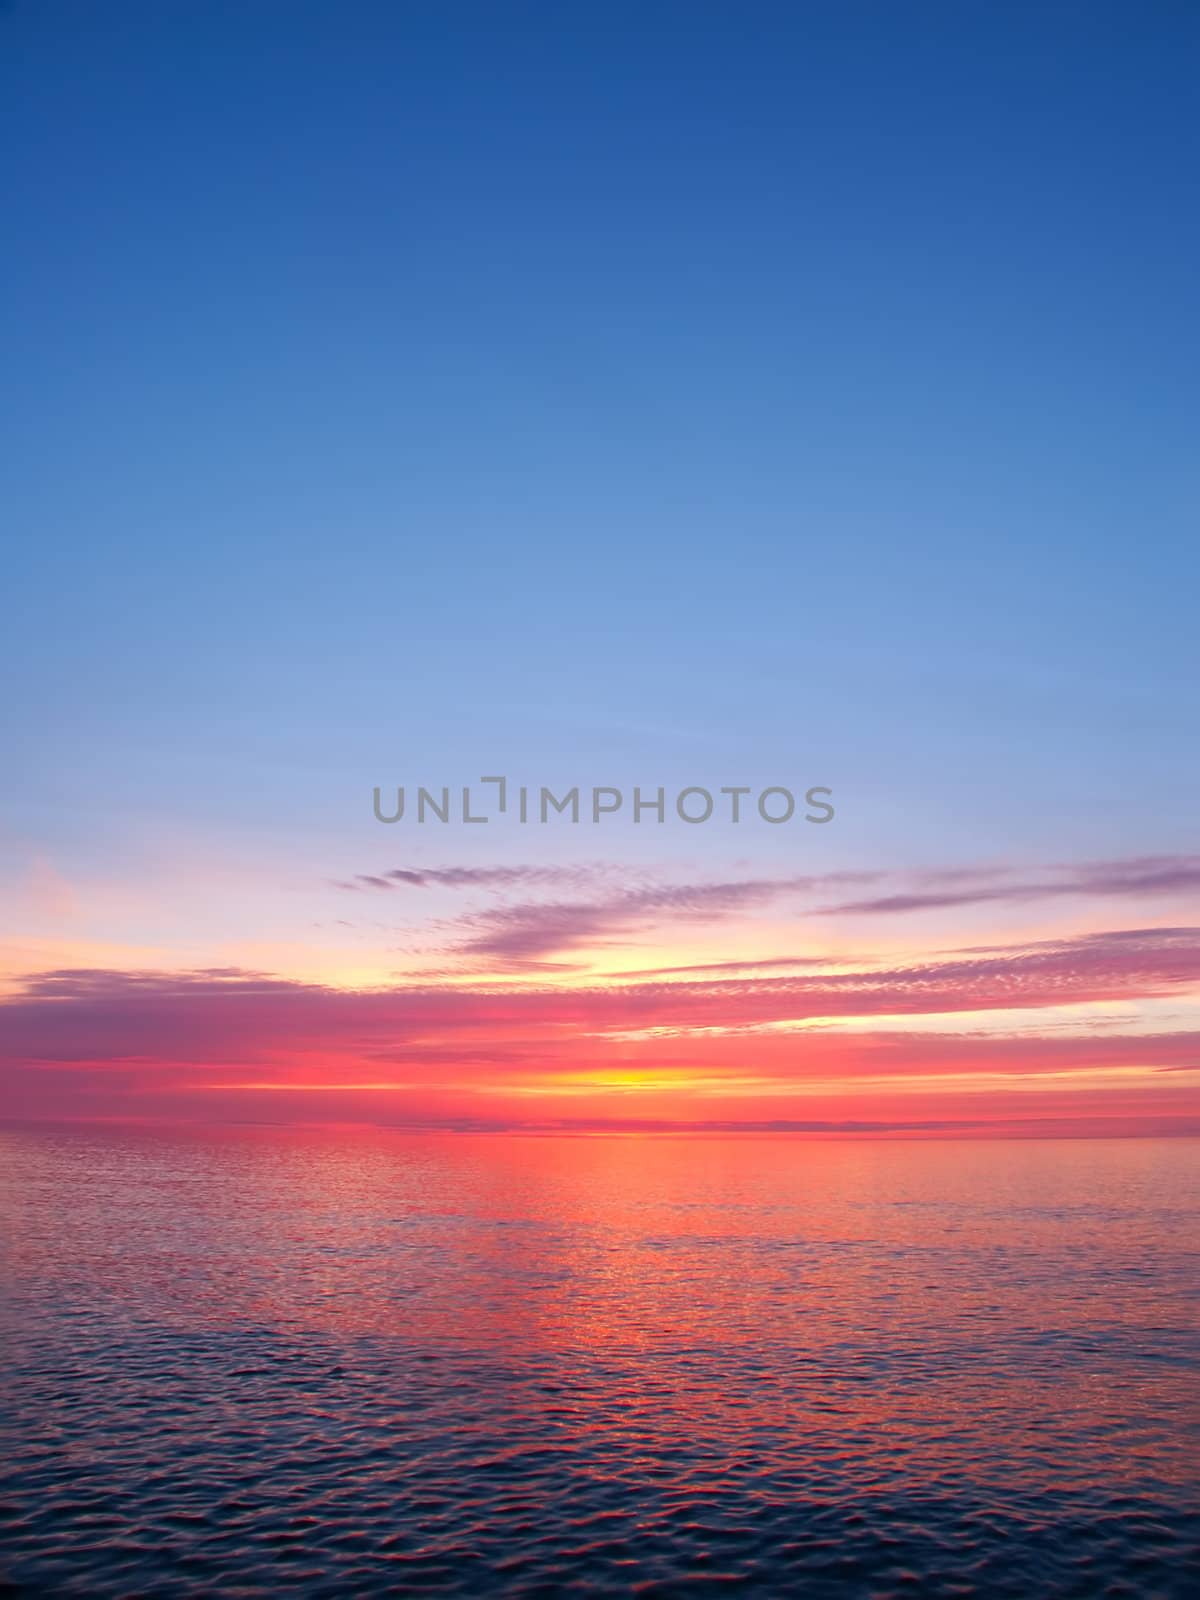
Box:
[3,0,1197,912]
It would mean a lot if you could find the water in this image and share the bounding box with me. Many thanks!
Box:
[1,1126,1197,1596]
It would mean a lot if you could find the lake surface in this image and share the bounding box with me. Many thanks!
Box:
[1,1126,1197,1596]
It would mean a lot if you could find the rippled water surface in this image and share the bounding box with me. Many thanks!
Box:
[1,1127,1197,1596]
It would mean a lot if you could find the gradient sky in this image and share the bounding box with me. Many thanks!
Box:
[2,2,1198,1132]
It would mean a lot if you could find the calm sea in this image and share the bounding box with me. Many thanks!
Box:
[1,1126,1197,1596]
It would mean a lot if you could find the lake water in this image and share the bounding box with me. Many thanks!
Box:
[2,1126,1197,1596]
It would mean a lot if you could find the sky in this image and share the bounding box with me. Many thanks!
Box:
[2,1,1198,1132]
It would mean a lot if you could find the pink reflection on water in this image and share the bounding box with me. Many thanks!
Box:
[3,1125,1197,1593]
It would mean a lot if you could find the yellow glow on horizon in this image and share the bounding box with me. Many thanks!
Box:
[194,1061,1197,1102]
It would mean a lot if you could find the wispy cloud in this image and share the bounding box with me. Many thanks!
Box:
[333,864,599,893]
[608,956,835,978]
[426,856,1200,966]
[4,926,1198,1067]
[321,854,1200,979]
[8,852,1198,1128]
[450,874,877,964]
[815,855,1200,916]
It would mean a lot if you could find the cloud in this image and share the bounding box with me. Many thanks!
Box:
[8,849,1199,1128]
[1,919,1196,1134]
[451,874,877,963]
[334,865,602,893]
[444,859,1200,967]
[331,855,1200,968]
[816,855,1200,916]
[608,956,835,978]
[3,926,1197,1074]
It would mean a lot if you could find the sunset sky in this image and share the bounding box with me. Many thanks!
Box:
[3,2,1197,1133]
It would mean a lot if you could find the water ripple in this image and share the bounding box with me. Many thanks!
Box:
[1,1127,1197,1595]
